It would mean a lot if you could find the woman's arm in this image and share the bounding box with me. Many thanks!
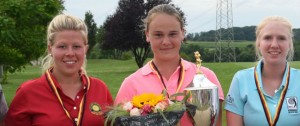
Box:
[216,100,223,126]
[5,88,31,126]
[226,110,244,126]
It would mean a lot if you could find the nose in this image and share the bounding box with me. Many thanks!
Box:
[270,39,279,49]
[162,36,171,45]
[65,47,75,56]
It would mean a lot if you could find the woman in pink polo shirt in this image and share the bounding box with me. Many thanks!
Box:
[115,4,224,126]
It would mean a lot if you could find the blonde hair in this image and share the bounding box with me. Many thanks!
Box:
[41,14,88,74]
[143,4,184,32]
[255,16,294,61]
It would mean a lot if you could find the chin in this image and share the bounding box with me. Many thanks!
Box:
[63,69,80,75]
[267,59,286,64]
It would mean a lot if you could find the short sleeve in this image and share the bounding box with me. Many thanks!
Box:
[201,67,224,100]
[5,87,32,126]
[224,71,245,116]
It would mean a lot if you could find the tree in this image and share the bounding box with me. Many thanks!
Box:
[186,33,194,40]
[84,11,97,58]
[102,0,185,68]
[0,0,64,83]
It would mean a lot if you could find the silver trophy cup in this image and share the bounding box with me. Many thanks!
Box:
[184,51,219,126]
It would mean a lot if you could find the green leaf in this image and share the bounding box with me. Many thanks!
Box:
[158,109,169,124]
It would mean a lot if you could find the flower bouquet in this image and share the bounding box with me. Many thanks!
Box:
[105,92,187,126]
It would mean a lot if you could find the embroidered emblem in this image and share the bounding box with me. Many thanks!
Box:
[90,102,103,115]
[226,94,234,104]
[286,97,298,113]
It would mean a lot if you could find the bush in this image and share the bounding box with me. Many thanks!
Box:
[121,51,133,60]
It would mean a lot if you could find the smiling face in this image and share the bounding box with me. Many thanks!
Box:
[48,30,88,76]
[145,13,184,62]
[257,21,291,65]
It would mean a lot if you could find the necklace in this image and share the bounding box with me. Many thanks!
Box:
[150,59,185,97]
[254,64,290,126]
[46,68,90,126]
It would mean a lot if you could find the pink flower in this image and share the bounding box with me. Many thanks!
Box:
[154,100,169,112]
[130,108,141,116]
[168,99,174,105]
[141,104,152,115]
[122,102,133,111]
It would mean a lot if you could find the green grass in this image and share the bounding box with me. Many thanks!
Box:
[2,59,300,125]
[187,41,254,48]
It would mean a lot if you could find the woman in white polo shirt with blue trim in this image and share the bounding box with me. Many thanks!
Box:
[225,16,300,126]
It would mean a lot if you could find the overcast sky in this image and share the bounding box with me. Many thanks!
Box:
[63,0,300,33]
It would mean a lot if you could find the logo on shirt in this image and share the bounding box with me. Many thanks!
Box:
[226,94,234,104]
[90,102,103,115]
[286,97,298,113]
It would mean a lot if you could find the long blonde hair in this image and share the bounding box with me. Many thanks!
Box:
[41,14,88,74]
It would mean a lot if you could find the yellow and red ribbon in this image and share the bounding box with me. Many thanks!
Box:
[254,64,290,126]
[150,60,185,97]
[46,69,90,126]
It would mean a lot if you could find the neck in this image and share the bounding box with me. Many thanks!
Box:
[152,58,181,80]
[261,62,287,96]
[262,62,286,79]
[51,69,82,100]
[52,69,81,85]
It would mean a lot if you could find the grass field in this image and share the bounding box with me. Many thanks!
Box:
[187,41,255,48]
[2,59,300,125]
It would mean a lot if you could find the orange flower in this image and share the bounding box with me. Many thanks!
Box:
[131,93,165,108]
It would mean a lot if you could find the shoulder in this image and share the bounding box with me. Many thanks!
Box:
[234,67,254,78]
[124,63,150,81]
[18,74,47,91]
[229,67,257,92]
[181,59,196,68]
[89,76,105,83]
[290,67,300,73]
[88,76,109,88]
[290,67,300,78]
[200,66,215,74]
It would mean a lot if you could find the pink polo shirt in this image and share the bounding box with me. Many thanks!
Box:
[115,59,224,126]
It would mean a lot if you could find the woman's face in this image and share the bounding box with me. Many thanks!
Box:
[48,30,87,76]
[145,13,184,62]
[257,21,291,65]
